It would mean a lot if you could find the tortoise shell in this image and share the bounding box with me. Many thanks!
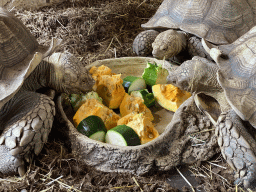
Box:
[141,0,256,45]
[0,7,60,109]
[210,26,256,127]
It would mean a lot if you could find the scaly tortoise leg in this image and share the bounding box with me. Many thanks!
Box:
[216,110,256,188]
[133,30,159,56]
[0,91,55,176]
[187,36,212,61]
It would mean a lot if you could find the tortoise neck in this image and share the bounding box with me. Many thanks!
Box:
[22,60,62,92]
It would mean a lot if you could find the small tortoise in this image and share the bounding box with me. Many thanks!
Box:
[0,8,94,176]
[167,25,256,188]
[133,0,256,62]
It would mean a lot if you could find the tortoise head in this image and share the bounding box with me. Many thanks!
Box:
[152,30,187,59]
[168,56,220,93]
[47,52,95,94]
[167,59,195,92]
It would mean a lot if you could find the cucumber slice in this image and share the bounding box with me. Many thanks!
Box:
[142,62,169,86]
[89,131,106,141]
[122,76,146,93]
[105,125,141,146]
[69,94,82,109]
[77,115,107,142]
[130,89,155,107]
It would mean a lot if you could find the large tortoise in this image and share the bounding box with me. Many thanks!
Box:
[167,25,256,188]
[133,0,256,62]
[0,7,94,176]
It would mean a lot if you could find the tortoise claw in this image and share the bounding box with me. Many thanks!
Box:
[234,164,256,188]
[18,164,26,177]
[0,145,25,175]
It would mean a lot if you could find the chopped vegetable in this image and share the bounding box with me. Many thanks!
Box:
[142,62,169,86]
[77,115,107,142]
[73,98,120,130]
[122,76,146,93]
[152,84,191,112]
[89,65,114,81]
[105,125,141,146]
[117,112,159,144]
[70,91,102,111]
[130,89,155,107]
[119,93,154,121]
[93,74,126,109]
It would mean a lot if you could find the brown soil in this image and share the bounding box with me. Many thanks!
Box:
[0,0,254,191]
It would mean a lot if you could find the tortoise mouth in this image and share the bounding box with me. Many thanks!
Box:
[152,53,163,60]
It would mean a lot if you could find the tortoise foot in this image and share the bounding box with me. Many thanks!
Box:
[234,164,256,188]
[0,92,55,176]
[0,145,25,176]
[216,110,256,188]
[187,36,212,60]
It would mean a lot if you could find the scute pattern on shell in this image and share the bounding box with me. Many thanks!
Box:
[0,7,51,112]
[216,26,256,125]
[141,0,256,44]
[0,7,38,71]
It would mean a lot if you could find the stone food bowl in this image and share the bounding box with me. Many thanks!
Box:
[57,57,219,175]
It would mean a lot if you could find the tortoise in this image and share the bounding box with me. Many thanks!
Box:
[0,7,94,176]
[167,25,256,188]
[133,0,256,62]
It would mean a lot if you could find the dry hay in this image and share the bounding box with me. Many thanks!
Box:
[14,0,162,66]
[0,0,249,191]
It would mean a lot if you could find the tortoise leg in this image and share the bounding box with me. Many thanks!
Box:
[187,36,212,61]
[0,91,55,176]
[133,29,159,56]
[216,110,256,188]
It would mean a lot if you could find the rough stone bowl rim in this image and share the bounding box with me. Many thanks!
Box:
[57,56,177,150]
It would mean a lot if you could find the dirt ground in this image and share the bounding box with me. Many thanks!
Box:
[0,0,255,191]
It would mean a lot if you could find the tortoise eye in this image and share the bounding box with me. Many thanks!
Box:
[64,73,71,83]
[161,46,168,51]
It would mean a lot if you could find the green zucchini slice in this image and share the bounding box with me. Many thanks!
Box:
[122,76,146,93]
[105,125,141,146]
[77,115,107,142]
[130,89,155,107]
